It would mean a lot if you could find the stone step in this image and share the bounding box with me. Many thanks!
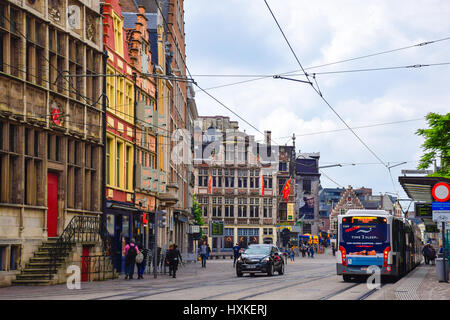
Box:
[15,274,54,281]
[21,268,57,274]
[11,279,53,286]
[29,257,66,263]
[26,262,63,268]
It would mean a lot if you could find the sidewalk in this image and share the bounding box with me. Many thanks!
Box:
[381,263,449,300]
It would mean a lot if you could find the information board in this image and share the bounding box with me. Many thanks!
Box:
[415,203,432,218]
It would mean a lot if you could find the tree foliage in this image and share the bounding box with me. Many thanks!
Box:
[415,112,450,178]
[192,194,205,236]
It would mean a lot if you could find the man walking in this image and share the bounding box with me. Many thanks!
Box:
[124,238,139,280]
[199,241,208,268]
[232,243,241,267]
[167,244,183,278]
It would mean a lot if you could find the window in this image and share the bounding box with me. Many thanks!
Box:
[238,198,247,218]
[116,141,123,188]
[212,169,222,187]
[116,77,124,116]
[279,162,287,172]
[303,179,311,193]
[113,13,124,55]
[249,198,259,218]
[263,175,272,189]
[238,170,247,188]
[106,67,115,110]
[125,145,132,190]
[198,168,208,187]
[106,137,113,185]
[249,170,259,189]
[125,81,134,123]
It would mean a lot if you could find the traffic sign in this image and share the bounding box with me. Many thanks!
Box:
[432,202,450,222]
[432,182,450,202]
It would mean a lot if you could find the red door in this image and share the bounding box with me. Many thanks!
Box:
[81,246,90,282]
[47,173,58,237]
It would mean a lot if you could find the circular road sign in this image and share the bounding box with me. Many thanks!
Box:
[432,182,450,202]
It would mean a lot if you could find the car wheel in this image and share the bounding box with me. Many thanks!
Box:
[267,263,274,276]
[278,262,284,275]
[236,268,243,277]
[343,275,351,282]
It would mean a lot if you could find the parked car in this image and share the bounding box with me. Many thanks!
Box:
[236,244,284,277]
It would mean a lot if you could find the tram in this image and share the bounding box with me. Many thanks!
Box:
[337,210,422,281]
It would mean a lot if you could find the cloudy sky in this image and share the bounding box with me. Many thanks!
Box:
[183,0,450,205]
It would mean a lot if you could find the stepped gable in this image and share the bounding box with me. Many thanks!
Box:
[330,185,365,219]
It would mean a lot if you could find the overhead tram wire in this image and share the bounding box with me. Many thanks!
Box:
[192,36,450,92]
[263,0,388,168]
[274,117,425,140]
[153,0,283,146]
[189,62,450,78]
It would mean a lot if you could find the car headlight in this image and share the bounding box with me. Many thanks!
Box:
[237,257,242,262]
[261,257,270,263]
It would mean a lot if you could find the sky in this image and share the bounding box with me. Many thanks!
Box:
[183,0,450,206]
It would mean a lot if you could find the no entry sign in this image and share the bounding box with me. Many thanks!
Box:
[432,182,450,202]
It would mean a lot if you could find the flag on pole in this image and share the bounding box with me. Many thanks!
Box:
[282,178,291,203]
[261,173,265,196]
[208,174,212,194]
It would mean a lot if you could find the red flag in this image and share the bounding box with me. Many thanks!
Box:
[208,175,212,194]
[261,173,265,196]
[282,178,291,203]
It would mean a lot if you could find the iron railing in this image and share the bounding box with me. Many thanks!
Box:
[48,215,110,280]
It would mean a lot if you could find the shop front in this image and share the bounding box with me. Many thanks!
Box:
[105,200,138,273]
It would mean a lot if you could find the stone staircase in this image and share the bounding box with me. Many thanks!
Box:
[12,237,75,286]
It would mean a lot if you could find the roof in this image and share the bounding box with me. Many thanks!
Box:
[399,176,450,202]
[122,12,138,29]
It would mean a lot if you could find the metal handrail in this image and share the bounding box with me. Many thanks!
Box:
[48,215,110,280]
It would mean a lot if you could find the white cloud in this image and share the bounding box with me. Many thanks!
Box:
[184,0,449,197]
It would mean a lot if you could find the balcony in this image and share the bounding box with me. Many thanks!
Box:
[237,218,248,225]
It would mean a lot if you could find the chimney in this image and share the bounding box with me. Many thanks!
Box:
[265,130,271,145]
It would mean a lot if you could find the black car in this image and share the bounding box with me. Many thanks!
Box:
[236,244,285,277]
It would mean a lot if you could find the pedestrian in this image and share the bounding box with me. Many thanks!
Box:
[289,247,295,262]
[199,241,208,268]
[332,243,336,257]
[136,245,149,279]
[429,245,436,265]
[167,244,183,278]
[301,245,306,258]
[307,245,311,258]
[422,244,431,265]
[124,238,139,280]
[310,245,315,259]
[232,243,241,267]
[206,244,211,260]
[166,244,174,276]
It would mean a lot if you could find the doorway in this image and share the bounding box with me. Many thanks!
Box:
[47,172,58,237]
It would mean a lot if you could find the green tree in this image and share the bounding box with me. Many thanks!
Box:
[415,112,450,178]
[192,194,205,236]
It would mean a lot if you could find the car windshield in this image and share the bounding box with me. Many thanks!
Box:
[244,246,271,255]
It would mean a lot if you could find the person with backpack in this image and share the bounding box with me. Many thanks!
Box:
[124,238,139,280]
[167,244,183,278]
[136,245,148,280]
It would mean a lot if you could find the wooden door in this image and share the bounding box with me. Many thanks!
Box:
[81,246,90,282]
[47,173,58,237]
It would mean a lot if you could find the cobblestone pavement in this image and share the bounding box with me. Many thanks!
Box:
[0,250,448,300]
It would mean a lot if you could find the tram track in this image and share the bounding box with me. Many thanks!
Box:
[92,263,334,300]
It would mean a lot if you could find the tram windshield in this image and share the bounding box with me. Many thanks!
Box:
[339,216,389,255]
